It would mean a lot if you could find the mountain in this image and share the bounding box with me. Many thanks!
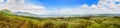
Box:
[0,10,42,28]
[1,9,120,17]
[14,12,41,17]
[0,9,13,14]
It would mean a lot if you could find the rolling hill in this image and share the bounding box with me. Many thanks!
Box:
[0,9,120,28]
[0,9,43,28]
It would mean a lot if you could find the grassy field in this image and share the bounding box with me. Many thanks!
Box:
[0,10,120,28]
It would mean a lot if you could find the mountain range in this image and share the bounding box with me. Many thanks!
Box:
[1,9,120,17]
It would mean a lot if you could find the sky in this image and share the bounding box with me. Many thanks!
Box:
[26,0,99,10]
[0,0,120,15]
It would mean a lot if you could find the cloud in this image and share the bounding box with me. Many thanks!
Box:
[0,0,120,15]
[32,0,120,15]
[45,0,120,15]
[0,0,46,15]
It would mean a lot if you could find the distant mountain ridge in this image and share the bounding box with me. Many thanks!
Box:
[14,11,40,17]
[12,12,120,17]
[0,9,13,14]
[1,9,120,17]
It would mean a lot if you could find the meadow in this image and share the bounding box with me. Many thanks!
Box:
[0,10,120,28]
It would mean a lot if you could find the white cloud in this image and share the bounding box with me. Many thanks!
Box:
[46,0,120,15]
[0,0,46,15]
[0,0,120,15]
[37,0,120,15]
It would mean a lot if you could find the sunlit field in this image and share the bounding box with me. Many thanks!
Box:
[0,10,120,28]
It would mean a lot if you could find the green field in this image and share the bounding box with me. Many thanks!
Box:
[0,10,120,28]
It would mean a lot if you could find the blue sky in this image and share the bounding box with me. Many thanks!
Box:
[26,0,99,10]
[1,0,120,15]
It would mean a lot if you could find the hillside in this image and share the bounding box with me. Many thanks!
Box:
[0,11,43,28]
[0,9,120,28]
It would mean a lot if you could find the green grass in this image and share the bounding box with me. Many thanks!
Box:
[0,12,120,28]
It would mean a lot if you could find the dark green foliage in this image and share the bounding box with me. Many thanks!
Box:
[44,22,55,28]
[59,23,68,28]
[114,16,120,18]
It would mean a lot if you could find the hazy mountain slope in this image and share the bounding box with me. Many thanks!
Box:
[14,12,40,17]
[0,12,43,28]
